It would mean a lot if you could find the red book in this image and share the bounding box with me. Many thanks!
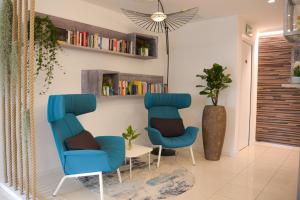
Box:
[113,39,117,51]
[83,32,87,47]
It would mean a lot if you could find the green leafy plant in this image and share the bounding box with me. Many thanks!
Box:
[0,0,12,93]
[196,63,232,106]
[33,16,64,94]
[293,61,300,77]
[122,125,140,150]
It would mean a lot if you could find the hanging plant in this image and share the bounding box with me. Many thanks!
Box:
[32,16,64,94]
[0,0,12,93]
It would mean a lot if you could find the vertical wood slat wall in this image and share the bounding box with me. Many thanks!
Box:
[256,35,300,146]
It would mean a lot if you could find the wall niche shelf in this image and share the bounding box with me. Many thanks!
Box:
[281,83,300,88]
[284,0,300,42]
[36,12,158,60]
[81,70,165,98]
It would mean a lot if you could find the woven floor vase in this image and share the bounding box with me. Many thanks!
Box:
[202,105,226,161]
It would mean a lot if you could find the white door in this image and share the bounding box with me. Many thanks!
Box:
[238,41,252,151]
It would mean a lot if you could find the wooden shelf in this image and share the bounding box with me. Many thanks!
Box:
[61,43,156,60]
[99,95,145,98]
[281,83,300,88]
[36,12,158,60]
[81,70,164,98]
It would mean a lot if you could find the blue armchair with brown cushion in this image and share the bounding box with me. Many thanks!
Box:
[144,93,199,167]
[48,94,124,200]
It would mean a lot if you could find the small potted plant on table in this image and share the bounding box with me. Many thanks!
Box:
[122,125,140,150]
[196,63,232,161]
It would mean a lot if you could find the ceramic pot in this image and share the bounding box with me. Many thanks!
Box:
[202,105,227,161]
[291,76,300,84]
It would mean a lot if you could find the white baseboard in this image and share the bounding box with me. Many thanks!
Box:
[0,183,24,200]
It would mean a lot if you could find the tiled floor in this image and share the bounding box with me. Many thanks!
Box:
[0,187,16,200]
[1,142,299,200]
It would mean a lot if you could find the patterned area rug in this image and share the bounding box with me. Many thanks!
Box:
[78,158,195,200]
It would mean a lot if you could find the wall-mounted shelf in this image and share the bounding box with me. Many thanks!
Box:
[284,0,300,42]
[36,12,158,60]
[81,70,165,98]
[60,43,157,60]
[281,83,300,88]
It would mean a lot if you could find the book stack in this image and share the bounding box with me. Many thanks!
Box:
[118,80,167,96]
[64,30,134,54]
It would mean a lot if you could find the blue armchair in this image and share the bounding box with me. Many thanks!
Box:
[144,93,199,168]
[48,94,125,200]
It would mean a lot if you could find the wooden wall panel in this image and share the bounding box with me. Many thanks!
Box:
[256,35,300,146]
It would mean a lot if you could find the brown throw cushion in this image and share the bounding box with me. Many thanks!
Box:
[151,118,185,138]
[65,130,100,150]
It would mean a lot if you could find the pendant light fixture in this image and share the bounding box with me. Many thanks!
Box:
[122,0,198,87]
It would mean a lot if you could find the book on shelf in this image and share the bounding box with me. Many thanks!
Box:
[117,80,167,96]
[61,28,135,54]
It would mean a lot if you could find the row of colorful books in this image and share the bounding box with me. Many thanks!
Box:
[63,30,134,54]
[101,81,167,96]
[118,81,167,96]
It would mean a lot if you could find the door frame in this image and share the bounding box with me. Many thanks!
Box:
[239,40,253,151]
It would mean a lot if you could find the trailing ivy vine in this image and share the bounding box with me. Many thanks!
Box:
[33,16,63,94]
[0,0,12,93]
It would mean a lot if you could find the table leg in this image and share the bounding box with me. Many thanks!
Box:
[148,152,151,170]
[129,157,132,179]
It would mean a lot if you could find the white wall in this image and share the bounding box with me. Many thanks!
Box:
[0,0,259,179]
[169,16,243,156]
[34,0,167,174]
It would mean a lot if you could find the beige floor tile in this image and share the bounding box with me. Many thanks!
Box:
[3,143,298,200]
[209,195,234,200]
[214,184,262,200]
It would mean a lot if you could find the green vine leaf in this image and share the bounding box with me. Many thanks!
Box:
[31,16,64,95]
[196,63,232,106]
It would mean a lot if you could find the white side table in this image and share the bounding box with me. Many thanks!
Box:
[125,144,153,179]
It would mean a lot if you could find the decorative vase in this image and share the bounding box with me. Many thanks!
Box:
[291,76,300,84]
[128,140,132,150]
[202,105,227,161]
[140,48,149,56]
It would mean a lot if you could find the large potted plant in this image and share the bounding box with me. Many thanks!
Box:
[196,63,232,161]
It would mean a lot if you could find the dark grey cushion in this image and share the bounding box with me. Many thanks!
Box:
[65,130,100,150]
[151,118,185,138]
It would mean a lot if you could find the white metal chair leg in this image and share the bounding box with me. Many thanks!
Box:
[99,172,104,200]
[52,176,67,196]
[190,146,195,165]
[53,172,104,199]
[117,168,122,183]
[157,145,162,168]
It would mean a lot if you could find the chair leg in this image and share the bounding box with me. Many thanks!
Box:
[99,172,104,200]
[157,145,162,168]
[190,146,195,165]
[52,176,67,196]
[117,168,122,183]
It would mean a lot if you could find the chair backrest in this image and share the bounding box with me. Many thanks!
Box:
[47,94,96,168]
[144,93,191,128]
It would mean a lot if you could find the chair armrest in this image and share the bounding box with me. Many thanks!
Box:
[63,150,111,174]
[95,136,124,146]
[145,127,164,145]
[64,150,106,156]
[185,126,199,135]
[95,136,125,165]
[185,126,200,141]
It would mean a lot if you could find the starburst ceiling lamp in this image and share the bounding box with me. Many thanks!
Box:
[122,0,198,87]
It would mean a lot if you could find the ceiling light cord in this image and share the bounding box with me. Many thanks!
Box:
[158,0,164,13]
